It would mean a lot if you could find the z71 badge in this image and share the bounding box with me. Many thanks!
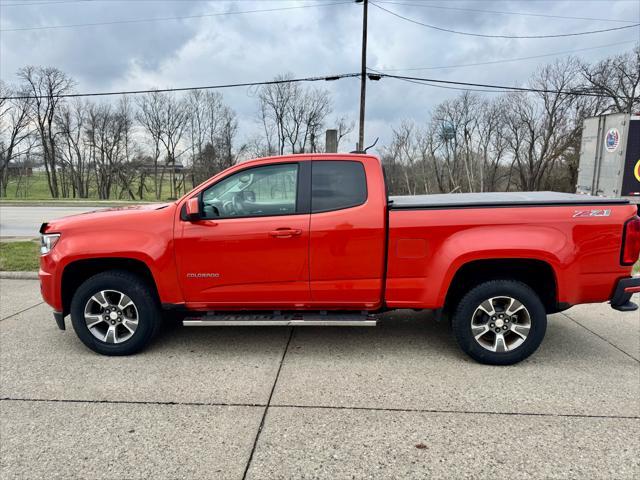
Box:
[573,209,611,218]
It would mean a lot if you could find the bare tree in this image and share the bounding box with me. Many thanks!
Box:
[477,98,509,192]
[385,121,420,195]
[187,90,212,168]
[381,121,442,195]
[85,101,131,199]
[258,76,291,155]
[136,92,165,199]
[17,66,74,197]
[335,116,355,151]
[244,133,273,160]
[216,106,243,168]
[429,92,487,193]
[157,94,190,198]
[258,74,332,154]
[580,44,640,114]
[0,82,33,196]
[503,59,583,191]
[56,99,91,197]
[114,97,137,200]
[187,91,242,185]
[136,91,191,199]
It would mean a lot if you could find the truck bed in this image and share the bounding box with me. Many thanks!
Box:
[389,191,629,210]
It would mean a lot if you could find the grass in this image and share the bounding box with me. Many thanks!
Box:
[3,172,187,201]
[0,241,40,272]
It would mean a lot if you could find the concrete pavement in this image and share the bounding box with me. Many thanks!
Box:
[1,279,638,479]
[0,205,101,238]
[1,401,261,480]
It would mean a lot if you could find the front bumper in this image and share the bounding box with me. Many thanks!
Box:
[39,248,63,313]
[610,276,640,312]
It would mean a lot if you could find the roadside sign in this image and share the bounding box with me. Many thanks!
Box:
[620,119,640,197]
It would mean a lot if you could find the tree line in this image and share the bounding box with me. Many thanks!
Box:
[381,46,639,195]
[0,45,638,200]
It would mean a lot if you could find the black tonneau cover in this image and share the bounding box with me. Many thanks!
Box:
[389,191,629,210]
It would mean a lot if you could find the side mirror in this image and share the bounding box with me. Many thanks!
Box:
[185,197,201,221]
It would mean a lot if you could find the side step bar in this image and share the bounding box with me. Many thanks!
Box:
[183,312,377,327]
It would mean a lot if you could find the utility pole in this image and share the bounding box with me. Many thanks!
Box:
[356,0,368,151]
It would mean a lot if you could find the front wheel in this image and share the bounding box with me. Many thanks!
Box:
[452,280,547,365]
[70,270,161,355]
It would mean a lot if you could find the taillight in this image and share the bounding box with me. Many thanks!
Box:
[621,216,640,266]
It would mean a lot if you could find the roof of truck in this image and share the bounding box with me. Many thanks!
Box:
[389,191,629,210]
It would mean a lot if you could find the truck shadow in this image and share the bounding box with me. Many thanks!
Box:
[152,309,462,359]
[147,310,629,365]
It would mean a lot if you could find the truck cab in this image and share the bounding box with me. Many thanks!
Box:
[175,155,386,310]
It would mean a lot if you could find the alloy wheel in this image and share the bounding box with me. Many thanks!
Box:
[470,296,531,353]
[83,290,139,344]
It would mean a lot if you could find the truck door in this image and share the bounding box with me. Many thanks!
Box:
[308,159,386,309]
[175,162,311,308]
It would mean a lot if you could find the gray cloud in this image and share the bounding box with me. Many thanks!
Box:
[1,0,638,148]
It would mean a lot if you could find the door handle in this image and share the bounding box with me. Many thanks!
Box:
[269,228,302,238]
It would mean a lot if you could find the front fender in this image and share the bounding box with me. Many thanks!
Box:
[43,227,181,310]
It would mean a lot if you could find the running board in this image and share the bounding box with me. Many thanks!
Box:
[183,312,377,327]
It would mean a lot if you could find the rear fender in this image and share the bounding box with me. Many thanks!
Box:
[435,225,567,306]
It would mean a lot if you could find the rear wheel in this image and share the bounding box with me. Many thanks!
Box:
[452,280,547,365]
[70,270,161,355]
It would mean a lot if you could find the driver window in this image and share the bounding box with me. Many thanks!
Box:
[201,163,298,219]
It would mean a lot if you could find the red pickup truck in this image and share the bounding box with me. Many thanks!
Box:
[39,154,640,364]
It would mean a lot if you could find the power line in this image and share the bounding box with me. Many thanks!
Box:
[0,1,351,32]
[367,68,508,93]
[396,79,509,94]
[372,40,638,72]
[376,73,610,97]
[1,73,360,100]
[3,71,615,101]
[370,2,640,39]
[376,1,637,24]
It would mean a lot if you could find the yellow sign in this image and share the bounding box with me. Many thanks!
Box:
[635,159,640,182]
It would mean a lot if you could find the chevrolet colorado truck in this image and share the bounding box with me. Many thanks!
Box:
[39,154,640,364]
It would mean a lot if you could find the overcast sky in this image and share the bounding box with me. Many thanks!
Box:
[1,0,639,149]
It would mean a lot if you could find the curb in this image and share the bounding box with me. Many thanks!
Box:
[0,271,39,280]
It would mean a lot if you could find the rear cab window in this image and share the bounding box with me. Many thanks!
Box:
[311,161,367,213]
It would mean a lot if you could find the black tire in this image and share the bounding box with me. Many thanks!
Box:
[452,280,547,365]
[70,270,161,355]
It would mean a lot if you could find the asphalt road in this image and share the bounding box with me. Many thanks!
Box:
[1,278,638,479]
[0,205,104,238]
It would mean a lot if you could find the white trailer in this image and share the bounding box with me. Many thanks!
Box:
[577,113,640,200]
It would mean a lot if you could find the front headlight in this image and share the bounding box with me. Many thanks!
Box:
[40,234,60,255]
